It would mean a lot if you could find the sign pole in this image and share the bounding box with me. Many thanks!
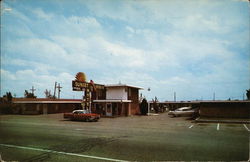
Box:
[72,72,104,113]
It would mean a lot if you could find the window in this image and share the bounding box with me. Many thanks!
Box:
[128,88,131,97]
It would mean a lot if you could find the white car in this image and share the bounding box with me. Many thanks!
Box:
[168,107,196,117]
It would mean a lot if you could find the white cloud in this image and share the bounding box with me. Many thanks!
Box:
[0,69,80,98]
[68,16,101,29]
[16,69,36,78]
[1,0,248,100]
[5,38,67,59]
[32,8,54,21]
[1,69,16,81]
[9,8,31,23]
[125,26,135,33]
[171,14,223,33]
[2,58,57,74]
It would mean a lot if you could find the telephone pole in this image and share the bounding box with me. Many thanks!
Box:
[30,86,36,95]
[174,92,176,102]
[147,87,151,115]
[57,83,62,99]
[213,92,215,101]
[53,82,57,98]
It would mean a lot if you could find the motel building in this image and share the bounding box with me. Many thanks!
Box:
[12,83,143,117]
[92,84,143,117]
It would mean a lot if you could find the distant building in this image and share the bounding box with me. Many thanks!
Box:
[12,98,82,115]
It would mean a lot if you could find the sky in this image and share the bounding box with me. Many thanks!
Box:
[1,0,249,101]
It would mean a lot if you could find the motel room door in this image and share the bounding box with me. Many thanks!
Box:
[106,103,112,116]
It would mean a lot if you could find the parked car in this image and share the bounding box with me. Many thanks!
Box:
[64,110,100,122]
[168,107,198,117]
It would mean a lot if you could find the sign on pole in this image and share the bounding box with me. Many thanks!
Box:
[72,72,104,111]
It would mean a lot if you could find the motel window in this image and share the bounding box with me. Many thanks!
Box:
[128,88,131,98]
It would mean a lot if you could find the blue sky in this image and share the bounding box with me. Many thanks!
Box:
[1,0,249,101]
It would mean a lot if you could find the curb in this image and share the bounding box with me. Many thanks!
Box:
[195,118,250,124]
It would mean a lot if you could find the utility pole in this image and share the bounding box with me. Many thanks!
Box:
[57,83,62,99]
[53,82,57,98]
[174,92,176,102]
[147,87,151,115]
[30,86,36,95]
[213,92,215,101]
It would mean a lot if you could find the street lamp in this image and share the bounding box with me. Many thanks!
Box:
[147,87,150,115]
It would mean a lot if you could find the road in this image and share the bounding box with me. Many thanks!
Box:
[0,113,249,161]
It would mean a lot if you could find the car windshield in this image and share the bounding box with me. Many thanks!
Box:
[73,110,89,114]
[176,107,192,111]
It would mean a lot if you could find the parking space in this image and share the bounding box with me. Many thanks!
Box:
[0,113,249,161]
[187,123,250,132]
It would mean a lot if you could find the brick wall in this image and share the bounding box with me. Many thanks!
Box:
[128,88,140,115]
[200,102,250,118]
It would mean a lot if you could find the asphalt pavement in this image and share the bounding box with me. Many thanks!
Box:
[0,113,249,161]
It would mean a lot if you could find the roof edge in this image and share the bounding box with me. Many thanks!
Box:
[105,84,143,89]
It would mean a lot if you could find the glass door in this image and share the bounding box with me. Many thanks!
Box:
[106,103,112,116]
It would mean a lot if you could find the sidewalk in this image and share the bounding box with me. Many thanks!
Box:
[195,117,250,124]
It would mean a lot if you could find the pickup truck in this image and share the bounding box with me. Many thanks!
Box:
[64,110,100,122]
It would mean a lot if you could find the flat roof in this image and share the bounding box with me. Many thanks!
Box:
[12,98,133,104]
[13,98,82,104]
[93,99,132,103]
[151,100,250,104]
[105,84,143,89]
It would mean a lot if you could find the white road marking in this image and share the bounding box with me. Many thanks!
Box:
[189,125,194,129]
[0,143,128,162]
[217,123,220,131]
[243,124,250,132]
[75,129,84,131]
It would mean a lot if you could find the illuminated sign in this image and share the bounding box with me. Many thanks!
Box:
[72,81,88,91]
[72,72,105,110]
[72,81,104,91]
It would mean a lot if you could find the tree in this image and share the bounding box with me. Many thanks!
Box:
[1,92,14,114]
[44,89,54,99]
[140,98,148,115]
[246,89,250,100]
[152,96,159,113]
[24,90,36,98]
[2,92,13,103]
[6,92,13,103]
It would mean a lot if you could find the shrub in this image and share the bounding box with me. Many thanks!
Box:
[140,98,148,115]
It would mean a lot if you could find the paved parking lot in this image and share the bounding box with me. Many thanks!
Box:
[0,113,249,161]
